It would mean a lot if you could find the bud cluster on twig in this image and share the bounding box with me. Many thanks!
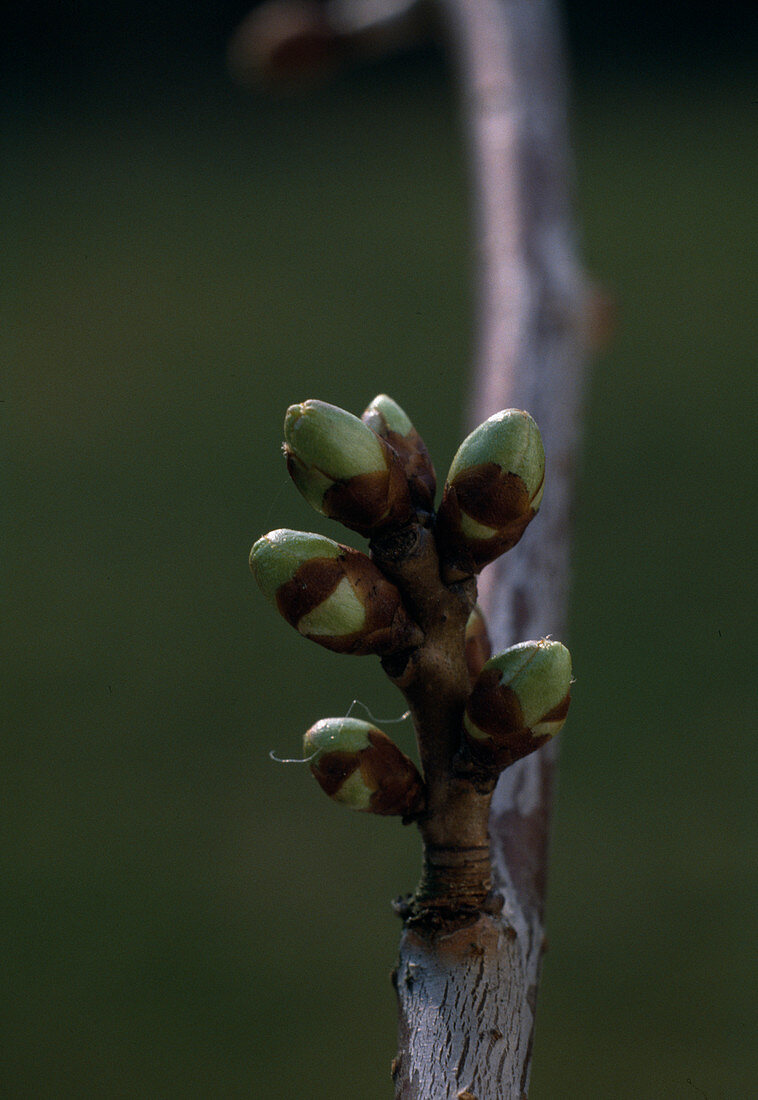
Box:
[250,394,572,915]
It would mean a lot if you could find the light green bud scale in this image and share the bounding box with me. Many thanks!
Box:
[284,400,387,512]
[446,409,545,504]
[490,640,571,735]
[363,393,414,436]
[249,528,341,599]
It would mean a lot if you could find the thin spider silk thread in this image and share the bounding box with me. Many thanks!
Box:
[344,698,411,724]
[268,699,411,763]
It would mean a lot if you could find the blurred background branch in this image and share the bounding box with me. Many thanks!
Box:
[227,0,431,88]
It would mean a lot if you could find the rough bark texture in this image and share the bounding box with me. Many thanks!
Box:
[394,1,586,1096]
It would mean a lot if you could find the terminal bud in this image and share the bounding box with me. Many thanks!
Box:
[464,639,572,768]
[436,409,545,576]
[304,717,425,816]
[362,393,436,510]
[250,529,420,655]
[283,399,413,536]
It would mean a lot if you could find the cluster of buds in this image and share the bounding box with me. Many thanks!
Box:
[250,394,572,819]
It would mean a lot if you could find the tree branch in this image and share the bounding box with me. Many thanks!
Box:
[239,1,587,1091]
[393,2,586,1095]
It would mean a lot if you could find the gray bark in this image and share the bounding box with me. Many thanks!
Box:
[394,1,586,1096]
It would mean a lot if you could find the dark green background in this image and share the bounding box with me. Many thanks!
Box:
[4,5,757,1096]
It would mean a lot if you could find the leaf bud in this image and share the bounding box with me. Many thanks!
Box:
[304,717,425,816]
[250,528,421,655]
[464,639,571,767]
[464,604,492,684]
[361,393,436,510]
[283,399,413,536]
[436,409,545,575]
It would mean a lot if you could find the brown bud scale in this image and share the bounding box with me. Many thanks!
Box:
[362,732,425,817]
[310,731,424,817]
[452,462,535,528]
[275,555,344,627]
[436,462,540,574]
[537,695,571,727]
[465,669,571,769]
[321,458,413,536]
[466,670,525,741]
[275,546,418,655]
[310,749,362,798]
[380,427,436,512]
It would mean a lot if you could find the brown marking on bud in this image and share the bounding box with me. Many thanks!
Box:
[540,693,571,727]
[466,670,524,739]
[275,556,344,628]
[339,550,420,654]
[465,672,550,768]
[388,428,436,511]
[321,452,414,535]
[452,462,537,528]
[311,749,361,797]
[275,545,421,655]
[492,732,552,771]
[436,463,540,575]
[362,411,437,511]
[310,731,424,816]
[363,731,425,817]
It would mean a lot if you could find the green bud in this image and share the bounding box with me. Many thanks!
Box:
[464,639,571,768]
[304,717,425,816]
[250,528,421,655]
[283,399,413,536]
[436,409,545,575]
[362,393,436,510]
[464,604,492,685]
